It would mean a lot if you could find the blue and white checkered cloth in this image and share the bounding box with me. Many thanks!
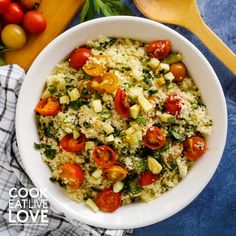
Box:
[0,65,133,236]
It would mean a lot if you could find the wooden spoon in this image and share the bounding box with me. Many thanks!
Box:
[134,0,236,75]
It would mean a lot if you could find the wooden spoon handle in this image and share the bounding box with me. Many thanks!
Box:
[186,13,236,75]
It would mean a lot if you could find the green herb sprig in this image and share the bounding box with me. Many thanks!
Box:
[80,0,133,23]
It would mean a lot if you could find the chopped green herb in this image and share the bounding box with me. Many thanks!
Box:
[70,98,89,109]
[100,111,111,119]
[49,177,57,182]
[83,122,92,128]
[44,148,56,159]
[96,38,116,50]
[136,115,146,125]
[148,89,158,95]
[48,86,56,94]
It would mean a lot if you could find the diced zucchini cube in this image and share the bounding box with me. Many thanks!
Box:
[130,104,141,119]
[148,58,160,69]
[106,134,115,142]
[155,76,166,87]
[103,123,114,134]
[113,181,124,193]
[59,95,70,104]
[128,87,143,99]
[156,63,170,74]
[72,129,80,139]
[138,94,153,113]
[164,72,175,84]
[85,141,96,151]
[85,198,99,212]
[147,156,163,174]
[68,88,80,101]
[92,99,103,113]
[125,127,136,136]
[160,113,175,123]
[91,168,103,179]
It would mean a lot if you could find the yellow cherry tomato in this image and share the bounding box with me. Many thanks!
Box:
[83,62,106,77]
[1,24,27,50]
[91,72,119,94]
[103,165,127,182]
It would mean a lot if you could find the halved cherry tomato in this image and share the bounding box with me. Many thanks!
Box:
[93,145,116,168]
[146,40,171,60]
[103,165,127,182]
[23,10,47,34]
[60,134,86,153]
[95,188,121,212]
[183,136,206,161]
[35,96,60,116]
[138,171,157,186]
[3,2,24,24]
[59,163,84,189]
[69,48,92,70]
[143,126,166,150]
[0,0,10,14]
[170,62,187,82]
[114,88,130,117]
[78,80,94,99]
[83,61,106,77]
[91,72,119,94]
[165,93,184,116]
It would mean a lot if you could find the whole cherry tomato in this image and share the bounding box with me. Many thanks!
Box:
[143,126,166,150]
[1,24,27,49]
[96,188,121,212]
[93,145,116,169]
[146,40,171,60]
[0,0,10,14]
[183,136,206,161]
[59,163,84,189]
[69,48,92,70]
[35,96,60,116]
[165,93,184,116]
[114,88,130,117]
[170,62,187,82]
[20,0,41,9]
[138,171,157,186]
[3,2,24,24]
[23,10,46,34]
[60,134,86,153]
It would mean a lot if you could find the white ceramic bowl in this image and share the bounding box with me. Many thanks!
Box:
[16,16,227,229]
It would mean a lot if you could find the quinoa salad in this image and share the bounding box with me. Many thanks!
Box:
[34,36,212,213]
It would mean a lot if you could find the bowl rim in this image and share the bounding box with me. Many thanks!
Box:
[16,16,227,229]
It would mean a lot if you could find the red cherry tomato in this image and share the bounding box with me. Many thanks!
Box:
[23,10,46,34]
[69,48,92,70]
[59,163,84,189]
[60,134,86,153]
[96,188,121,212]
[93,145,116,169]
[3,2,24,24]
[183,136,206,161]
[114,88,130,117]
[35,96,60,116]
[138,171,157,186]
[0,0,10,14]
[20,0,41,9]
[146,40,171,60]
[143,126,166,150]
[165,93,184,116]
